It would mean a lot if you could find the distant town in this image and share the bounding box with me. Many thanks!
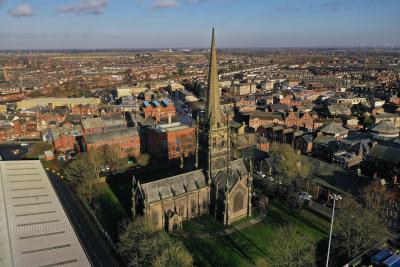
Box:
[1,31,400,267]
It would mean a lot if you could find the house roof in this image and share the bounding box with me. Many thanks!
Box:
[320,122,348,135]
[369,121,399,134]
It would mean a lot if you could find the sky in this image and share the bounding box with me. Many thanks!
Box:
[0,0,399,49]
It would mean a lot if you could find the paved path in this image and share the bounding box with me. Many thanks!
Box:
[47,172,120,267]
[181,206,267,239]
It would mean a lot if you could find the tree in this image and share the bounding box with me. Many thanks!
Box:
[269,144,310,190]
[135,153,151,167]
[332,198,388,264]
[361,180,391,221]
[270,225,315,267]
[26,141,53,158]
[153,243,193,267]
[255,258,270,267]
[178,67,185,76]
[118,218,192,267]
[62,153,99,202]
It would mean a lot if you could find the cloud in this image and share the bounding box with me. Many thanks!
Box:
[58,0,108,15]
[278,4,301,13]
[8,4,34,17]
[0,0,6,7]
[321,1,341,11]
[153,0,177,8]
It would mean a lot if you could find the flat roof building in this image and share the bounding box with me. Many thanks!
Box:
[17,98,101,110]
[0,160,91,267]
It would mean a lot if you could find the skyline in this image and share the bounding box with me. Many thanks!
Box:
[1,0,400,50]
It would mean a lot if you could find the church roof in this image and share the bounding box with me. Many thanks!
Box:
[214,159,248,192]
[140,169,207,203]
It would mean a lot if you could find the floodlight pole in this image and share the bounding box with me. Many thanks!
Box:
[326,194,341,267]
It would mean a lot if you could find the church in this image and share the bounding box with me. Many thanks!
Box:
[131,29,253,231]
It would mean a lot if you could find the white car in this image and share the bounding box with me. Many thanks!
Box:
[256,171,266,178]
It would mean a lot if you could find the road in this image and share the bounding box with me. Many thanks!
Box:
[47,172,120,267]
[0,143,29,160]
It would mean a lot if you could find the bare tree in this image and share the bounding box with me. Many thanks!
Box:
[270,225,315,267]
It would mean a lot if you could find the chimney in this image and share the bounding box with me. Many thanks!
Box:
[168,113,172,124]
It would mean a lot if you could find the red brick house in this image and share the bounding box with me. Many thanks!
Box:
[247,111,285,130]
[51,125,83,153]
[71,104,98,116]
[84,127,141,158]
[285,112,314,131]
[145,122,195,160]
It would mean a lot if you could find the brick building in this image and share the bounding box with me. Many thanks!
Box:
[145,122,195,160]
[141,99,176,123]
[285,112,314,131]
[84,127,140,158]
[71,104,99,116]
[51,125,83,153]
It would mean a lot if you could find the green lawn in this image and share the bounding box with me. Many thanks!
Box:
[180,201,329,267]
[93,182,128,240]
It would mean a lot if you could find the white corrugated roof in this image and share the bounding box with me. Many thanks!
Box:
[0,160,91,267]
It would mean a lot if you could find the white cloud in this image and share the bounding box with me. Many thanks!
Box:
[8,4,34,17]
[59,0,108,15]
[153,0,177,8]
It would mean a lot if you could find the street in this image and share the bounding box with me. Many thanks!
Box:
[47,172,120,267]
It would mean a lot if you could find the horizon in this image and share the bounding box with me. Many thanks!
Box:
[1,0,400,50]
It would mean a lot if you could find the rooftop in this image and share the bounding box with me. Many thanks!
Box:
[0,160,90,267]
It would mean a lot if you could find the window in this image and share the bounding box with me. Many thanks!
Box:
[233,190,244,212]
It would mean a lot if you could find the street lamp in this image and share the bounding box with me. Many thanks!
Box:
[326,193,342,267]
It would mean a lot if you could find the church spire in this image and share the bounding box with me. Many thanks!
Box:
[205,28,225,128]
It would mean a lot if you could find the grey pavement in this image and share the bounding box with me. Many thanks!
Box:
[47,172,120,267]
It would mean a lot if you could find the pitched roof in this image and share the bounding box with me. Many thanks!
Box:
[368,143,400,163]
[214,159,248,192]
[140,169,207,203]
[84,127,139,144]
[369,121,399,134]
[320,122,348,135]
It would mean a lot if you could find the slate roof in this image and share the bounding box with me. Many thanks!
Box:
[368,143,400,163]
[369,121,399,134]
[214,159,248,192]
[140,169,207,203]
[85,127,139,144]
[328,104,351,115]
[81,116,126,130]
[248,112,284,120]
[320,122,348,135]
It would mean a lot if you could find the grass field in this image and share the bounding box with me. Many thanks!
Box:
[180,200,330,267]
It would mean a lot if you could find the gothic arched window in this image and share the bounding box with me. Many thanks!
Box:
[233,190,244,212]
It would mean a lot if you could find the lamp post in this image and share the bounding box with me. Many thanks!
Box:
[326,193,342,267]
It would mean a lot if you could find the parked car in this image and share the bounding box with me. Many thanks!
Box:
[256,171,266,178]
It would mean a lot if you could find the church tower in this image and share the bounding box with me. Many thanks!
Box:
[199,29,230,179]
